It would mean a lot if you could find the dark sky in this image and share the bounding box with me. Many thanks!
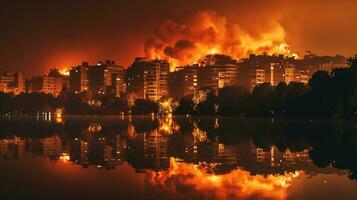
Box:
[1,0,357,76]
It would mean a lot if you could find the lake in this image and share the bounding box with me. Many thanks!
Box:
[0,115,356,200]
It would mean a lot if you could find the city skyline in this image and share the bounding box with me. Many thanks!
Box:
[1,0,357,76]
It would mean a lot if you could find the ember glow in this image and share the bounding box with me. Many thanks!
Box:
[145,158,300,200]
[145,10,298,70]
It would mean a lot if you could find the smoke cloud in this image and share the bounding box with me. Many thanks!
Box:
[145,10,297,69]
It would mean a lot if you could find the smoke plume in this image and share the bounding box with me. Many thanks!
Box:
[145,10,297,70]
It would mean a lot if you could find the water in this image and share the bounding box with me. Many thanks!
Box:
[0,116,356,200]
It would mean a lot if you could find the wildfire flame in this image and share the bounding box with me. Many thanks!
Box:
[59,68,70,76]
[145,158,300,200]
[145,10,298,71]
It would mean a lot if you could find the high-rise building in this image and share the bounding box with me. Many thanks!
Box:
[87,64,106,94]
[269,63,295,86]
[182,65,199,96]
[249,68,266,91]
[28,69,65,97]
[0,71,25,95]
[127,58,146,99]
[144,59,169,100]
[199,64,238,90]
[42,76,63,97]
[69,62,89,93]
[294,69,311,84]
[103,60,126,97]
[69,61,125,96]
[127,58,169,101]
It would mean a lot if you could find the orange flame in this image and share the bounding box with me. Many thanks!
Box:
[59,68,70,76]
[145,10,298,71]
[145,158,300,200]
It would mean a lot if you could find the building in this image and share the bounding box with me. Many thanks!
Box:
[199,64,238,90]
[320,62,347,72]
[28,69,66,97]
[87,64,106,94]
[103,60,126,97]
[0,71,25,95]
[182,65,199,96]
[249,68,266,91]
[69,60,125,96]
[143,59,169,100]
[42,76,63,97]
[127,58,146,99]
[69,62,89,93]
[127,58,169,101]
[168,69,185,98]
[247,62,298,90]
[294,69,311,84]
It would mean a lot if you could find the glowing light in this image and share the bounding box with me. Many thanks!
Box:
[59,153,70,163]
[159,97,179,115]
[87,123,102,133]
[55,108,63,124]
[192,128,208,143]
[59,68,70,76]
[208,48,220,55]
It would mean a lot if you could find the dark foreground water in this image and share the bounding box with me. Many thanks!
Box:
[0,115,357,200]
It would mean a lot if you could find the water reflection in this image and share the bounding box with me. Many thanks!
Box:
[0,116,357,199]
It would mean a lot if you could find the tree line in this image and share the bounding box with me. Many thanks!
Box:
[175,56,357,118]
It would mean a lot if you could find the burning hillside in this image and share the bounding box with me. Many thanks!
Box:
[145,10,298,70]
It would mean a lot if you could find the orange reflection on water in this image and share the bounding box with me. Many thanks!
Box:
[146,158,300,200]
[59,153,70,163]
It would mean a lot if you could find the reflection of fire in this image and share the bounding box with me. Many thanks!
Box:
[159,117,180,135]
[87,123,102,133]
[146,158,300,200]
[192,128,208,143]
[55,108,63,124]
[145,10,298,71]
[59,153,70,163]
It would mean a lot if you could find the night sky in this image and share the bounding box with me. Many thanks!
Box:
[1,0,357,76]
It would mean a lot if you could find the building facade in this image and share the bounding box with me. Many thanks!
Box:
[127,58,169,101]
[0,71,25,95]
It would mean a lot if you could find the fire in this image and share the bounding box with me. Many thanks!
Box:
[59,68,70,76]
[145,10,298,70]
[145,158,300,200]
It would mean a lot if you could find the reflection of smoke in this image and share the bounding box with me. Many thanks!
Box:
[145,158,300,200]
[145,10,297,70]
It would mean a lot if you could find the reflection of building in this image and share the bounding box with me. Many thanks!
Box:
[0,137,25,159]
[0,120,321,175]
[41,135,63,160]
[254,146,312,170]
[144,130,170,170]
[0,71,25,95]
[69,139,89,166]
